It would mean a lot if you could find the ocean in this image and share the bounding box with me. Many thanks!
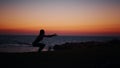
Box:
[0,35,120,52]
[0,35,120,47]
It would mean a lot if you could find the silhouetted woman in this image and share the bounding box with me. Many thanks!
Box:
[32,29,57,52]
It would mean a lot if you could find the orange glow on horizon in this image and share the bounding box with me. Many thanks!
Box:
[0,1,120,36]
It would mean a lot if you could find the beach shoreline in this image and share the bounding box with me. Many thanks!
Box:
[0,39,120,68]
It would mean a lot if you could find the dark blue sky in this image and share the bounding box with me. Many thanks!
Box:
[0,0,120,4]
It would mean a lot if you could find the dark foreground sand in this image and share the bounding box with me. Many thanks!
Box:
[0,39,120,68]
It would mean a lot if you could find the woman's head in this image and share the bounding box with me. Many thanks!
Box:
[39,29,45,35]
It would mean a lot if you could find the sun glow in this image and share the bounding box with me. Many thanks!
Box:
[0,0,120,35]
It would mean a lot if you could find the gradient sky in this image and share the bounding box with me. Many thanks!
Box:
[0,0,120,35]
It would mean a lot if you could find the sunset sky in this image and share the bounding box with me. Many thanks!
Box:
[0,0,120,36]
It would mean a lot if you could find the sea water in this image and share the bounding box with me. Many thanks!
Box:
[0,35,120,47]
[0,35,120,52]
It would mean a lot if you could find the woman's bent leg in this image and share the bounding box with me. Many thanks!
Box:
[38,43,45,52]
[32,43,45,52]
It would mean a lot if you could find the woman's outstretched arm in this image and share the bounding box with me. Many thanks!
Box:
[44,33,57,37]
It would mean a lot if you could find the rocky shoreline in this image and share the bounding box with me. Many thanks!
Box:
[53,39,120,51]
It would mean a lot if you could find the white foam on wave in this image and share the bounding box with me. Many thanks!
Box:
[0,44,49,53]
[0,47,39,53]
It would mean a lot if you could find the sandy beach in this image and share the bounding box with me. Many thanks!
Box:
[0,39,120,68]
